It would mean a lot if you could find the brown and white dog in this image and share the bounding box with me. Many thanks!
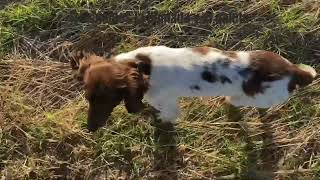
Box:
[73,46,317,132]
[71,53,150,131]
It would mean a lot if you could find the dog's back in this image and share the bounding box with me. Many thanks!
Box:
[114,46,317,108]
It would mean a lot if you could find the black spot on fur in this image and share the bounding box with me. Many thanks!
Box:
[211,64,217,71]
[217,58,228,65]
[221,60,230,67]
[241,73,273,97]
[190,85,201,91]
[216,58,230,68]
[201,71,217,83]
[137,62,151,75]
[220,76,232,84]
[136,54,152,75]
[216,59,223,64]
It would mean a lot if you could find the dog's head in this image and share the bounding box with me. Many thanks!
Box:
[84,59,150,132]
[70,52,106,81]
[77,55,106,81]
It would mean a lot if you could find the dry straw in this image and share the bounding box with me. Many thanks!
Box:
[0,57,82,111]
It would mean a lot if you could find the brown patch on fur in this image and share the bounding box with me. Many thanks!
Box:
[76,54,106,81]
[242,51,291,96]
[84,60,149,132]
[224,51,238,59]
[242,51,315,96]
[192,47,211,55]
[288,65,315,92]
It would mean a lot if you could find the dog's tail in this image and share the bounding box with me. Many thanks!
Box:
[289,64,317,92]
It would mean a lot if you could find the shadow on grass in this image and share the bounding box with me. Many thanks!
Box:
[151,121,181,180]
[225,104,283,180]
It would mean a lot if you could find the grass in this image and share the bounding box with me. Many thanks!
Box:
[181,0,209,13]
[1,0,320,179]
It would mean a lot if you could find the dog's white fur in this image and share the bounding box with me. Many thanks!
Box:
[114,46,315,123]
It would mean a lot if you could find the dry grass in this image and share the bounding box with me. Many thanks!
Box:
[1,0,320,179]
[0,58,81,110]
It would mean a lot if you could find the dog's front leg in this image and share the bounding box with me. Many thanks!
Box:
[158,105,180,124]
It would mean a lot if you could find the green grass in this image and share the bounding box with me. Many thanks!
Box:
[0,25,15,54]
[1,0,320,179]
[153,0,179,12]
[0,0,101,55]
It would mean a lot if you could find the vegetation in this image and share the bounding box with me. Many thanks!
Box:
[1,0,320,179]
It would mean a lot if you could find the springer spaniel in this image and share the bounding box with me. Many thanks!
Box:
[76,46,317,132]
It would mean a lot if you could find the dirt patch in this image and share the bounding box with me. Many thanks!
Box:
[0,0,22,9]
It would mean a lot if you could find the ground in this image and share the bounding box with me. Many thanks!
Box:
[0,0,320,179]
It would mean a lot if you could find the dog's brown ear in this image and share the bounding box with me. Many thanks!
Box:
[124,88,145,113]
[85,82,122,132]
[87,97,110,132]
[122,68,148,113]
[85,83,109,132]
[120,56,151,113]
